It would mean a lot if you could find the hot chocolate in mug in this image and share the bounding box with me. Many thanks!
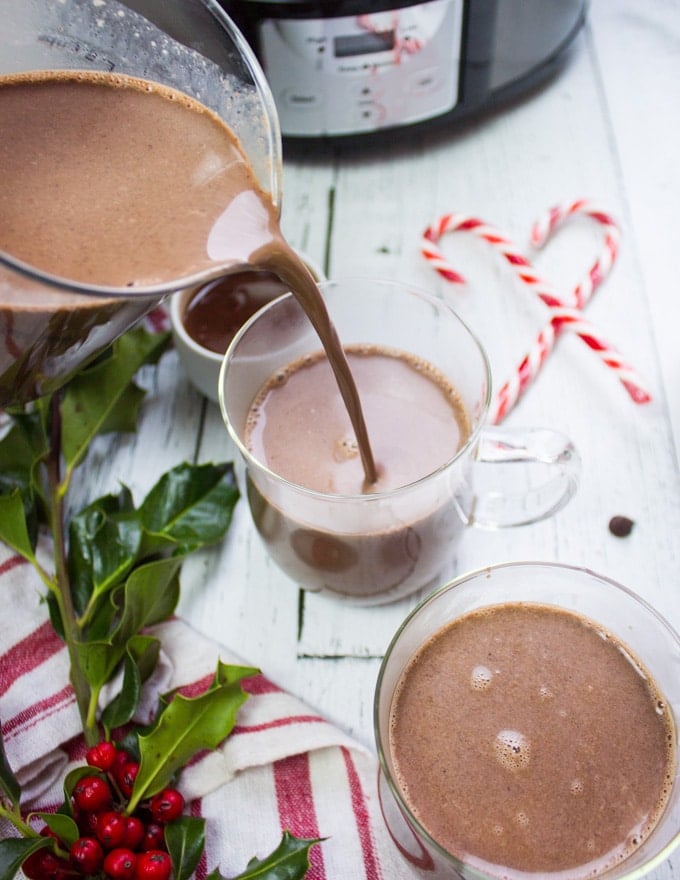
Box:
[219,278,579,605]
[374,562,680,879]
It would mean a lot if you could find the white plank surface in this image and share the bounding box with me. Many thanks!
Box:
[70,2,680,876]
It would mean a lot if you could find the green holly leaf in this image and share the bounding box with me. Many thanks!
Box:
[99,382,147,435]
[129,661,258,809]
[0,410,48,479]
[101,634,161,736]
[165,816,206,880]
[68,500,142,618]
[117,556,182,634]
[0,730,20,808]
[32,813,79,849]
[216,832,321,880]
[139,462,240,555]
[60,327,170,471]
[74,556,181,691]
[0,412,46,522]
[0,491,38,564]
[0,837,50,880]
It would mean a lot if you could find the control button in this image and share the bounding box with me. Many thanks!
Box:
[353,102,386,128]
[407,66,444,95]
[350,81,385,100]
[280,87,322,109]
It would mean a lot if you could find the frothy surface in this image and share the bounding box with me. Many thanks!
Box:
[244,344,471,495]
[389,603,676,879]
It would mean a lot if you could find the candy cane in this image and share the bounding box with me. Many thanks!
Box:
[530,199,620,311]
[421,206,651,423]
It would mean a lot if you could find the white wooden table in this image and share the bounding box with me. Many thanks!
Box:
[77,1,680,876]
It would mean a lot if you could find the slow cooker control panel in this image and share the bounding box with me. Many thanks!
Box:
[257,0,464,137]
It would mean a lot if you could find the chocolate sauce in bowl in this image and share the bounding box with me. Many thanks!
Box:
[183,270,290,354]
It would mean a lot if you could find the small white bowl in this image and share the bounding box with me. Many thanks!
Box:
[170,252,325,402]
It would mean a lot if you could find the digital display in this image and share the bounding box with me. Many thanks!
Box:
[333,30,395,58]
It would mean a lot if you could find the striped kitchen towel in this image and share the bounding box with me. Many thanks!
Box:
[0,544,412,880]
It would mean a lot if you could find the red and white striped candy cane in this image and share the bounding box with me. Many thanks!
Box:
[421,206,651,423]
[530,198,620,310]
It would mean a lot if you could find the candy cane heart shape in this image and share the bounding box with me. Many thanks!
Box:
[421,205,651,422]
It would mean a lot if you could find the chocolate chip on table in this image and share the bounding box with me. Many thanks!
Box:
[608,515,635,537]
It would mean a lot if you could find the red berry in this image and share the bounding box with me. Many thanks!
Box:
[149,789,185,824]
[112,750,133,783]
[39,826,61,842]
[122,816,145,851]
[75,807,101,837]
[103,848,137,880]
[86,741,117,772]
[73,775,112,812]
[22,850,69,880]
[140,822,165,853]
[118,762,139,798]
[135,850,172,880]
[22,850,52,880]
[96,811,127,849]
[70,836,104,874]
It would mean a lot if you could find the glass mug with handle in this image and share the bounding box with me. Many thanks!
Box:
[219,278,580,605]
[374,561,680,879]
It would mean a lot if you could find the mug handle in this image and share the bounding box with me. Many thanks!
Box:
[462,426,580,528]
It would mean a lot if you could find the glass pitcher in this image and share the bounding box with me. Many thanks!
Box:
[0,0,282,407]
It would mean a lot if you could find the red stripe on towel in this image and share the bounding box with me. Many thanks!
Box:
[274,753,326,880]
[0,621,64,697]
[0,554,27,577]
[341,747,382,879]
[233,714,325,735]
[2,684,74,741]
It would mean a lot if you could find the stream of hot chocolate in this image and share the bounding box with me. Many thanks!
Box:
[254,245,378,487]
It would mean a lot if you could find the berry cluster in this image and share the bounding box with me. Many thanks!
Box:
[22,742,185,880]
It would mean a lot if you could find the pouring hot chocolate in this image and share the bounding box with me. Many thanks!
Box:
[0,0,283,407]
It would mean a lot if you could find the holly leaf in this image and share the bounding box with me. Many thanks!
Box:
[0,730,20,807]
[139,463,240,555]
[0,837,50,880]
[0,410,48,480]
[213,832,321,880]
[74,557,181,691]
[68,500,142,617]
[165,816,205,880]
[129,661,258,808]
[117,556,182,635]
[101,635,161,736]
[60,327,170,470]
[32,813,80,849]
[0,491,38,564]
[98,382,147,435]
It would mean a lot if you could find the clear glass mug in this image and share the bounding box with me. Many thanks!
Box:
[219,278,580,605]
[374,562,680,879]
[0,0,282,407]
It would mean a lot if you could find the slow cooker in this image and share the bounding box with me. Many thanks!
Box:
[219,0,588,142]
